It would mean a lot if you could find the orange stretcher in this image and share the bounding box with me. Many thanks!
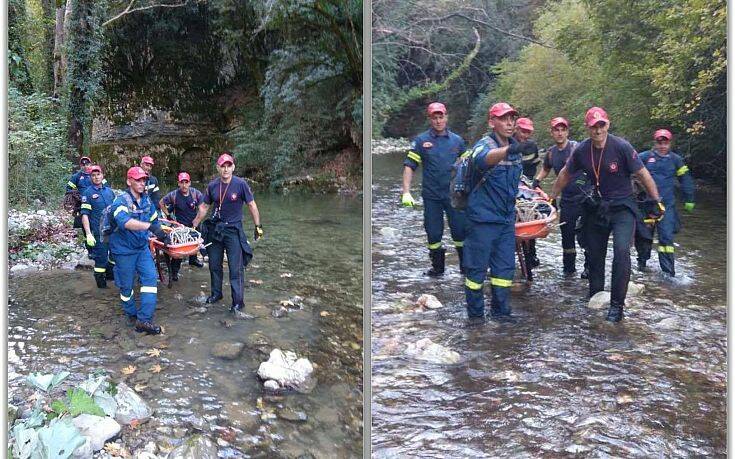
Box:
[515,185,557,282]
[148,219,204,287]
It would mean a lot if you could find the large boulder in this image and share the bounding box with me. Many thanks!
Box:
[72,414,121,452]
[416,294,443,310]
[588,292,611,310]
[167,434,218,459]
[405,338,460,364]
[114,382,153,425]
[257,349,315,392]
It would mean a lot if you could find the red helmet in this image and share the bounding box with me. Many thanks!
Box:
[177,172,191,182]
[516,117,534,132]
[426,102,447,116]
[585,107,609,127]
[550,117,569,128]
[653,129,672,141]
[217,153,235,166]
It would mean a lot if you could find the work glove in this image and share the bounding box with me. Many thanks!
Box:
[254,224,264,241]
[401,192,416,208]
[507,141,538,159]
[531,179,541,190]
[549,198,558,210]
[684,202,695,212]
[86,233,96,247]
[152,225,169,245]
[644,201,666,224]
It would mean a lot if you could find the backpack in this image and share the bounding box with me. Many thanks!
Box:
[99,191,136,243]
[450,137,498,210]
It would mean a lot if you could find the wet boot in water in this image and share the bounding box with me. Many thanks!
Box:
[94,272,107,289]
[231,304,254,320]
[135,320,162,335]
[105,264,115,281]
[456,247,465,274]
[606,303,624,322]
[425,248,446,277]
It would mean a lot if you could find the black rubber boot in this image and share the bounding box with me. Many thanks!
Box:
[231,304,254,320]
[606,303,624,322]
[529,240,540,268]
[135,320,162,335]
[580,267,589,279]
[205,294,223,304]
[105,264,115,280]
[189,255,204,268]
[637,259,649,272]
[562,253,576,275]
[425,248,446,277]
[94,272,108,289]
[456,247,465,274]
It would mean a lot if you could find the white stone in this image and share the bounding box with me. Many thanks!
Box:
[114,382,153,425]
[263,380,280,391]
[166,435,217,459]
[416,294,443,310]
[379,227,399,239]
[72,438,93,458]
[588,291,611,310]
[653,298,674,307]
[257,349,314,391]
[72,414,121,451]
[656,317,681,331]
[628,282,644,297]
[405,338,460,364]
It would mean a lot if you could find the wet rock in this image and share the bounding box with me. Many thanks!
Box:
[257,349,315,392]
[405,338,460,364]
[588,291,611,310]
[277,407,308,422]
[114,382,153,425]
[656,317,681,331]
[653,298,675,307]
[379,227,399,239]
[73,438,93,458]
[8,404,18,426]
[271,306,289,318]
[288,296,304,308]
[628,282,644,297]
[264,380,280,391]
[211,342,244,360]
[184,414,207,432]
[8,348,20,364]
[72,414,121,451]
[416,294,443,310]
[167,434,217,459]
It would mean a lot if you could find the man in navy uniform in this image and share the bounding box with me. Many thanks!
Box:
[109,166,169,334]
[401,102,468,275]
[80,164,116,288]
[634,129,695,277]
[550,107,662,322]
[140,156,162,211]
[463,102,537,320]
[533,117,590,277]
[199,153,262,318]
[160,171,206,281]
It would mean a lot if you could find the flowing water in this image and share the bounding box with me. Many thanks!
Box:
[371,151,726,458]
[8,190,363,458]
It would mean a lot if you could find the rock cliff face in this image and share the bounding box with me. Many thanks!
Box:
[89,109,229,186]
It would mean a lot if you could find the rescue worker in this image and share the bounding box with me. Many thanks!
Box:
[515,117,541,180]
[513,117,541,268]
[66,156,94,194]
[80,164,116,288]
[160,172,206,281]
[109,166,168,334]
[401,102,468,275]
[532,117,590,277]
[634,129,695,276]
[550,107,662,322]
[140,156,162,211]
[463,102,537,320]
[198,153,262,318]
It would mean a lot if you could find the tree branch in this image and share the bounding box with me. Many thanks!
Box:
[102,0,189,27]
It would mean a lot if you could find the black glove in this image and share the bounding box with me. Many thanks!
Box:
[531,179,540,190]
[254,224,264,241]
[508,141,538,158]
[151,225,168,242]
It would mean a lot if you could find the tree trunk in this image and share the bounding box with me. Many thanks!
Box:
[52,0,66,97]
[39,0,56,95]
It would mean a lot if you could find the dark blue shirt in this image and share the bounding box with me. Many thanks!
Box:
[109,190,160,255]
[66,170,93,194]
[80,184,116,236]
[566,134,643,200]
[162,188,204,227]
[467,132,523,224]
[638,149,694,204]
[543,140,590,202]
[145,175,161,210]
[203,176,254,224]
[403,128,467,201]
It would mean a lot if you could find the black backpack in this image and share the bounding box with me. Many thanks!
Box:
[99,191,136,243]
[450,136,498,210]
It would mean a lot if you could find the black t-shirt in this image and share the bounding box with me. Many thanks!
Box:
[566,134,643,199]
[162,188,204,226]
[203,176,254,224]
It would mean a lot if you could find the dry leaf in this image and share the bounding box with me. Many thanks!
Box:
[129,419,141,429]
[121,365,137,375]
[249,279,263,285]
[150,364,162,374]
[58,356,71,364]
[134,383,147,392]
[104,442,123,456]
[158,343,170,349]
[280,273,293,278]
[146,348,161,357]
[320,311,330,317]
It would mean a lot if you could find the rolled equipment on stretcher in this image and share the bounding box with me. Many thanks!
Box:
[515,185,557,240]
[149,219,204,259]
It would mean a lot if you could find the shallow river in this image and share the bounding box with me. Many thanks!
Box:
[371,151,726,458]
[9,190,363,458]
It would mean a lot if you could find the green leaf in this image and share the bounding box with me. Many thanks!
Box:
[66,389,104,417]
[49,400,68,418]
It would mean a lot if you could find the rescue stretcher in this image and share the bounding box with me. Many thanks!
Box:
[148,219,204,287]
[515,183,557,282]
